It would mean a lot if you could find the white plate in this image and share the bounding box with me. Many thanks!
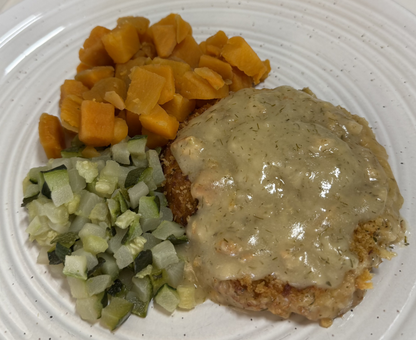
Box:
[1,0,415,339]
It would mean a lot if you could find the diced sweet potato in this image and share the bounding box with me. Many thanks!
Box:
[38,113,66,159]
[79,26,113,67]
[194,67,225,90]
[206,44,221,57]
[179,71,229,100]
[111,117,129,145]
[175,14,192,43]
[115,57,149,87]
[82,77,127,103]
[102,23,140,64]
[60,80,88,107]
[198,54,233,81]
[199,41,207,54]
[162,93,195,122]
[171,34,203,68]
[117,16,150,38]
[152,13,177,26]
[79,100,115,147]
[81,146,101,158]
[206,30,228,49]
[142,127,169,148]
[230,67,252,92]
[221,36,266,84]
[133,42,157,59]
[76,63,91,73]
[125,67,166,115]
[74,66,115,88]
[139,104,179,140]
[125,110,142,137]
[150,24,177,58]
[141,64,175,105]
[60,95,83,133]
[260,59,271,82]
[152,57,191,92]
[104,91,125,110]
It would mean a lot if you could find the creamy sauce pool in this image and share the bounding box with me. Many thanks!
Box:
[171,86,402,290]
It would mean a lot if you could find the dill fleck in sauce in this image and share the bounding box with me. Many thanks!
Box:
[171,86,403,290]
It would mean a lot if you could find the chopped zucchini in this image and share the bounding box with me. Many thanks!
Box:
[100,297,133,331]
[154,284,180,313]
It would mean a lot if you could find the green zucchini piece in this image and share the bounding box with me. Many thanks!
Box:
[67,276,89,299]
[154,284,180,313]
[63,254,88,280]
[41,165,74,206]
[177,284,196,310]
[152,220,185,240]
[149,268,168,294]
[107,279,127,298]
[111,142,130,165]
[166,234,189,245]
[132,275,153,303]
[125,291,150,318]
[121,216,143,244]
[133,249,153,274]
[61,145,85,158]
[76,294,103,322]
[86,274,113,295]
[100,297,133,331]
[146,149,165,186]
[87,257,106,277]
[51,232,79,248]
[48,243,71,265]
[151,240,179,269]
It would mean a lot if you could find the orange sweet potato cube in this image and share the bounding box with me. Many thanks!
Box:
[115,57,149,87]
[76,62,90,73]
[206,30,228,49]
[206,44,222,57]
[194,67,225,90]
[162,93,195,122]
[38,113,66,159]
[171,34,203,68]
[140,64,175,105]
[117,16,150,38]
[79,100,115,147]
[102,23,140,64]
[230,67,253,92]
[198,54,233,81]
[125,67,166,115]
[199,41,207,54]
[60,95,83,133]
[153,13,177,26]
[82,77,127,104]
[142,127,169,148]
[74,66,115,88]
[60,80,88,107]
[111,117,129,145]
[152,57,191,92]
[139,104,179,140]
[179,71,229,100]
[260,59,271,82]
[133,42,157,59]
[175,14,192,43]
[150,24,177,58]
[79,26,113,67]
[221,36,266,84]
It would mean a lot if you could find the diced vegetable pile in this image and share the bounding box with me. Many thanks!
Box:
[23,12,272,332]
[38,13,270,159]
[22,136,196,330]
